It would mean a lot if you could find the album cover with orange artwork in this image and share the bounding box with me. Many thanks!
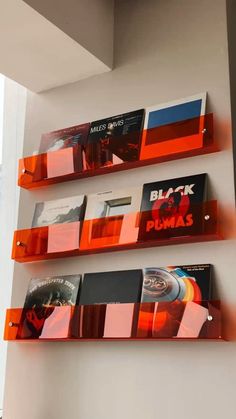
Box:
[140,265,212,303]
[137,264,212,338]
[137,173,207,242]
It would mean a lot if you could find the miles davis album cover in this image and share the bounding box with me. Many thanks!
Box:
[85,109,145,169]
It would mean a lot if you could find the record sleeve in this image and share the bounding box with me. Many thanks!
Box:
[39,123,90,154]
[141,264,212,303]
[140,93,206,160]
[137,173,207,242]
[85,109,145,169]
[79,270,143,305]
[17,274,81,339]
[32,195,86,228]
[80,187,142,249]
[23,275,81,308]
[34,124,90,180]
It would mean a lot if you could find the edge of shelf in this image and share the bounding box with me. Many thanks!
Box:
[13,232,223,263]
[19,143,219,190]
[6,337,225,342]
[5,300,222,342]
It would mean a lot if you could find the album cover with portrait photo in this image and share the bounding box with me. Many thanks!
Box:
[17,275,81,339]
[138,173,207,242]
[85,109,145,170]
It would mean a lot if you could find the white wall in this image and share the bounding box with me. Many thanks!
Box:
[3,1,236,418]
[0,0,111,93]
[0,78,26,412]
[0,74,4,163]
[23,0,114,68]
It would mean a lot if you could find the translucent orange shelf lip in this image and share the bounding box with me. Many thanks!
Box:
[18,114,217,190]
[12,200,222,263]
[4,301,223,341]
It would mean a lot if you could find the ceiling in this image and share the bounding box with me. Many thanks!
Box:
[0,0,114,92]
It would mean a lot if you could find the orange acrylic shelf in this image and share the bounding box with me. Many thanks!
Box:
[18,114,216,189]
[12,201,221,263]
[4,301,222,341]
[12,200,221,263]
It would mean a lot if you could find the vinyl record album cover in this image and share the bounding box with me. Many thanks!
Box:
[23,275,81,308]
[17,275,81,339]
[141,264,212,303]
[138,173,207,242]
[85,109,145,169]
[32,195,86,228]
[39,123,90,154]
[140,93,207,160]
[80,187,142,249]
[79,270,143,305]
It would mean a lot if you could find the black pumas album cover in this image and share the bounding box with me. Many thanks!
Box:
[85,109,145,169]
[79,270,143,305]
[141,264,212,303]
[32,195,86,228]
[138,173,207,242]
[17,275,81,339]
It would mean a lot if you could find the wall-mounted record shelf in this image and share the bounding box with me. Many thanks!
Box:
[4,301,222,341]
[12,200,221,263]
[18,114,217,190]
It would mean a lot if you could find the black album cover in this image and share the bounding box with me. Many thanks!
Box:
[141,264,212,303]
[17,275,81,339]
[138,173,207,242]
[85,109,145,169]
[79,270,143,305]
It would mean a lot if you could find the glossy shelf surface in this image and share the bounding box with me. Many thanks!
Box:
[4,301,222,341]
[12,200,221,263]
[18,114,216,189]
